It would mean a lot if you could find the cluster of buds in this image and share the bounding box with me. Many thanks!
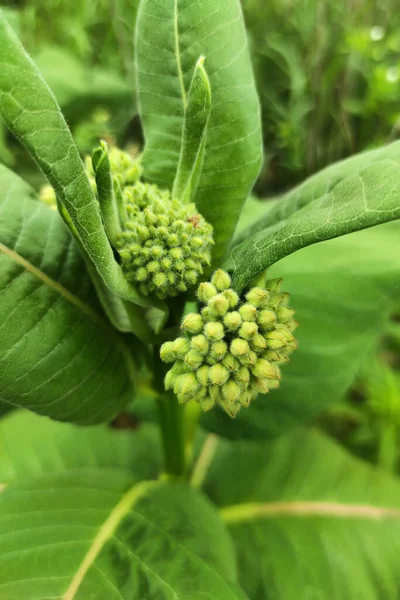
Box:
[115,186,213,299]
[160,270,297,417]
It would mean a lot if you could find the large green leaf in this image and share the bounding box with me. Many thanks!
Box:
[0,13,149,308]
[201,428,400,600]
[0,412,245,600]
[0,164,135,424]
[203,220,400,438]
[136,0,262,265]
[226,141,400,292]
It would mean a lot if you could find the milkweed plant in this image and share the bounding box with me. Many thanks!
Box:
[1,1,400,598]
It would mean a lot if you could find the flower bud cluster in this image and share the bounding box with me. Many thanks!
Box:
[160,270,297,417]
[115,184,214,299]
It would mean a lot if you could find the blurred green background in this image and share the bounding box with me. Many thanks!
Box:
[2,0,400,194]
[1,0,400,469]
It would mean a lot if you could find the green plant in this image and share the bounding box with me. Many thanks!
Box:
[1,1,400,598]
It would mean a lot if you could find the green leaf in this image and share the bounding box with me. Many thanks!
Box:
[172,56,211,204]
[202,428,400,600]
[92,141,122,246]
[136,0,262,264]
[0,13,148,308]
[203,221,400,438]
[0,412,245,600]
[226,141,400,292]
[0,164,135,424]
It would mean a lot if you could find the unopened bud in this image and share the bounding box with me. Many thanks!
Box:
[160,341,175,363]
[204,322,225,341]
[265,331,288,349]
[222,380,241,404]
[200,395,215,412]
[268,293,284,310]
[239,303,257,322]
[257,310,276,330]
[253,358,277,380]
[164,369,176,390]
[240,391,254,407]
[239,350,257,366]
[210,341,228,361]
[239,322,258,340]
[252,378,270,394]
[222,354,240,373]
[235,366,250,386]
[222,289,239,308]
[197,282,217,303]
[231,338,250,357]
[196,365,210,386]
[176,373,199,399]
[184,350,203,370]
[181,313,203,334]
[208,294,229,317]
[209,364,230,385]
[191,335,209,355]
[172,337,190,358]
[251,333,267,351]
[211,269,231,291]
[220,399,241,418]
[245,287,269,307]
[223,311,242,331]
[265,278,282,292]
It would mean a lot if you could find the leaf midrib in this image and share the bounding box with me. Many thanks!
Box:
[220,501,400,524]
[0,241,109,330]
[63,480,158,600]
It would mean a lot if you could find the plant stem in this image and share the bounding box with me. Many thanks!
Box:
[157,392,186,478]
[153,347,187,478]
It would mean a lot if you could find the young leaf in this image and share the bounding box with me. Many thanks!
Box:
[91,141,122,246]
[136,0,262,264]
[203,221,400,439]
[226,141,400,292]
[172,56,211,204]
[0,165,135,425]
[202,428,400,600]
[0,13,149,308]
[0,412,245,600]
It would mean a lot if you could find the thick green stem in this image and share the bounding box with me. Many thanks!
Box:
[154,347,187,478]
[157,392,186,478]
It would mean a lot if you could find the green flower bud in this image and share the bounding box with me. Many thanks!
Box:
[222,354,240,373]
[136,267,148,282]
[153,272,167,289]
[268,293,285,310]
[231,338,250,357]
[239,350,257,366]
[209,364,230,386]
[196,365,210,386]
[147,260,161,273]
[208,294,229,317]
[245,287,269,307]
[239,321,258,340]
[265,278,283,292]
[201,306,214,322]
[197,282,217,303]
[220,399,241,418]
[199,395,215,412]
[181,313,203,334]
[160,341,175,363]
[204,322,225,341]
[184,350,203,370]
[191,335,209,355]
[222,379,241,404]
[176,372,199,400]
[251,333,267,351]
[253,358,277,380]
[164,369,176,390]
[234,366,250,386]
[172,337,191,358]
[211,269,231,291]
[263,349,290,363]
[239,303,257,322]
[210,341,228,361]
[222,289,240,308]
[240,391,254,408]
[209,385,222,404]
[223,311,242,331]
[257,310,276,330]
[252,378,270,394]
[265,330,287,350]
